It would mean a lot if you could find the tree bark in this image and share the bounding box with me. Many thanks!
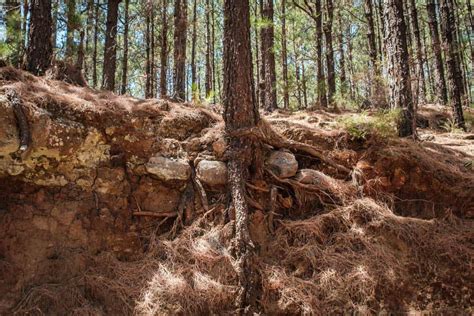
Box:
[205,0,213,98]
[302,60,308,108]
[426,0,448,105]
[281,0,289,109]
[173,0,187,101]
[439,0,465,129]
[315,0,327,107]
[293,26,302,109]
[102,0,122,91]
[92,0,99,88]
[258,0,266,109]
[384,0,415,137]
[324,0,335,105]
[151,4,156,97]
[25,0,53,76]
[191,0,198,100]
[76,29,85,70]
[261,0,277,112]
[65,0,77,61]
[145,2,152,98]
[84,0,94,80]
[121,0,130,95]
[223,0,260,311]
[408,0,427,104]
[364,0,381,102]
[337,11,346,96]
[160,0,169,98]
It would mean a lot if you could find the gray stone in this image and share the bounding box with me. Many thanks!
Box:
[294,169,332,187]
[197,160,228,186]
[145,156,191,182]
[266,150,298,178]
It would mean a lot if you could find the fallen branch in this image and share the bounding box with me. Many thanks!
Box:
[132,211,177,218]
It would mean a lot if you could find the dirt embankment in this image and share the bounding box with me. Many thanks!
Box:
[0,67,472,314]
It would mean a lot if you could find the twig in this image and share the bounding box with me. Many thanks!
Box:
[133,211,177,218]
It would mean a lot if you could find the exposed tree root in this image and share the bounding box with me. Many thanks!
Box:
[6,88,30,158]
[230,119,351,175]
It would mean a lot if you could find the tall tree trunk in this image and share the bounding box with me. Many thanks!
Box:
[222,0,260,310]
[84,0,94,80]
[426,0,448,104]
[262,0,277,111]
[315,0,327,107]
[92,0,99,88]
[384,0,415,137]
[151,5,156,97]
[324,0,336,105]
[145,2,152,98]
[160,0,169,98]
[347,26,355,99]
[281,0,289,109]
[337,11,346,96]
[422,24,435,99]
[102,0,122,91]
[76,29,85,69]
[364,0,381,103]
[22,0,30,62]
[191,0,198,100]
[258,0,266,109]
[409,0,427,104]
[302,60,308,108]
[293,27,302,109]
[26,0,53,75]
[52,0,58,51]
[65,0,77,61]
[173,0,187,101]
[211,0,217,103]
[205,0,213,97]
[5,0,22,66]
[254,2,260,107]
[466,1,474,74]
[374,0,384,63]
[121,0,129,95]
[439,0,465,129]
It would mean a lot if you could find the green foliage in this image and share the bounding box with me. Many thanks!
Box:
[441,118,464,134]
[337,109,400,140]
[464,111,474,132]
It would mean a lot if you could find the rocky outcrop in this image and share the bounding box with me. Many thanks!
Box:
[0,67,220,310]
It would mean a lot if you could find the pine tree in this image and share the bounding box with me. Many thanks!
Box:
[173,0,187,101]
[25,0,53,75]
[102,0,122,91]
[384,0,415,137]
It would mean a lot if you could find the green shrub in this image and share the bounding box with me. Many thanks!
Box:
[337,109,399,140]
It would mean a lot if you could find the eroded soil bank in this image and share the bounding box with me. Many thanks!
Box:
[0,68,473,314]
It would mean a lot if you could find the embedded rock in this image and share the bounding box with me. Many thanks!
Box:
[196,160,228,186]
[266,150,298,178]
[294,169,332,187]
[145,156,191,182]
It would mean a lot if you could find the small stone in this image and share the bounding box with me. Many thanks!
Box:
[197,160,228,186]
[266,150,298,178]
[294,169,332,188]
[145,156,191,182]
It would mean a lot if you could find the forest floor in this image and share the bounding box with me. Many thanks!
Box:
[0,67,473,314]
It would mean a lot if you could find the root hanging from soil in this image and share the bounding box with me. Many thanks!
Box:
[6,88,30,158]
